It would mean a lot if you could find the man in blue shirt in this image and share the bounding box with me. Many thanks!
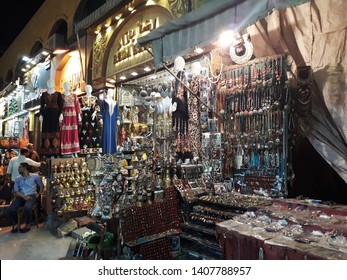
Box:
[7,162,44,233]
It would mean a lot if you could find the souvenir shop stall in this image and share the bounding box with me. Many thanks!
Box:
[47,51,347,259]
[132,0,347,260]
[0,83,30,195]
[46,0,347,260]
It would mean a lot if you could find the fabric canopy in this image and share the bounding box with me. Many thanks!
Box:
[137,0,309,66]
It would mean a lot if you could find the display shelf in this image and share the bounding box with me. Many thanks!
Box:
[180,232,222,259]
[180,246,222,260]
[181,222,216,237]
[124,229,182,247]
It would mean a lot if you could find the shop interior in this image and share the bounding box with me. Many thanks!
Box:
[1,2,347,260]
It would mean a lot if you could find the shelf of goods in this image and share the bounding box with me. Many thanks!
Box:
[120,186,182,260]
[49,157,94,219]
[215,198,347,259]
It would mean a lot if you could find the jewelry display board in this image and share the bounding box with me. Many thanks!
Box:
[219,54,291,197]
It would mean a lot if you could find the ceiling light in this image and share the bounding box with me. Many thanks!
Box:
[131,72,138,76]
[25,64,31,68]
[120,76,127,80]
[128,6,134,11]
[53,49,69,55]
[105,23,110,27]
[194,47,204,54]
[68,50,79,57]
[75,87,82,95]
[108,79,116,83]
[22,56,30,62]
[95,29,100,34]
[219,30,238,47]
[41,50,49,56]
[30,60,37,65]
[115,14,122,20]
[21,68,27,72]
[144,67,151,72]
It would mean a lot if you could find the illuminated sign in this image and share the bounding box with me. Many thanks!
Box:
[113,18,158,65]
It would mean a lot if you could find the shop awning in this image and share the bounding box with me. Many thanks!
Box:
[137,0,310,67]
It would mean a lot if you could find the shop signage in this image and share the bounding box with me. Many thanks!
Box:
[23,88,43,105]
[119,89,134,107]
[106,7,172,77]
[113,18,158,65]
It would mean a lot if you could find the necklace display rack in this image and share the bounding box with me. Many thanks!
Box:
[217,54,292,197]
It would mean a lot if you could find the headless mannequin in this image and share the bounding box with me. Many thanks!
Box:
[39,79,61,122]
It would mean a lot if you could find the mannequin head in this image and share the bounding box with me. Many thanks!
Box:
[85,84,92,97]
[106,88,114,100]
[47,79,55,94]
[63,82,71,95]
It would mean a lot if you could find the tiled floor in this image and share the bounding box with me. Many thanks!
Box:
[0,223,74,260]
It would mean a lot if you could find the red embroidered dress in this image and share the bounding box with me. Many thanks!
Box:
[60,93,81,155]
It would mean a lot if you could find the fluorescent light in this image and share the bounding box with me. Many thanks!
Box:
[144,67,151,72]
[95,30,100,34]
[131,72,138,76]
[41,50,49,56]
[108,79,116,83]
[21,68,27,72]
[30,60,37,65]
[22,56,30,62]
[115,14,122,20]
[120,76,126,80]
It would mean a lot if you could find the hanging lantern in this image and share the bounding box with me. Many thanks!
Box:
[174,56,185,72]
[191,61,202,76]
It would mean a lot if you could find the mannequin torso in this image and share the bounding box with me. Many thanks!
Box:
[63,82,71,96]
[47,79,55,94]
[81,86,97,109]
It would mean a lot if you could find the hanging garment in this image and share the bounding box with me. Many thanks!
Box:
[188,76,202,159]
[40,91,64,156]
[79,96,102,154]
[172,70,191,160]
[100,99,121,154]
[60,93,81,155]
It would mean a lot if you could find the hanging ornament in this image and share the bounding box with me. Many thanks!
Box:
[191,61,202,76]
[230,34,253,65]
[174,56,185,72]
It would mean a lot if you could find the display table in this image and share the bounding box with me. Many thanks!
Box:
[216,199,347,260]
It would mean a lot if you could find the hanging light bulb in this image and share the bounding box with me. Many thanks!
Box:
[174,56,185,72]
[191,61,202,76]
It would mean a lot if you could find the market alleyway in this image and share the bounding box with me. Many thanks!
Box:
[0,223,73,260]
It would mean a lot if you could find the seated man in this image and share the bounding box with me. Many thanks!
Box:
[7,162,44,233]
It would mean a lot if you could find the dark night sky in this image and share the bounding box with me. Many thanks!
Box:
[0,0,45,57]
